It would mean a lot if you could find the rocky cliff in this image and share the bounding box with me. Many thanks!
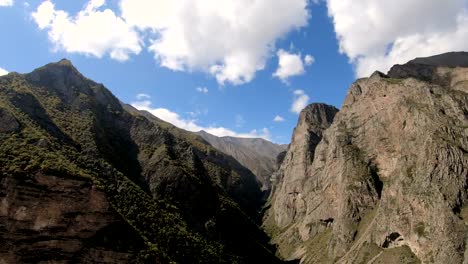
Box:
[264,52,468,264]
[263,103,339,258]
[0,59,281,263]
[196,130,288,192]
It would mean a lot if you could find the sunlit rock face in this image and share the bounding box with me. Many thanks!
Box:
[264,52,468,264]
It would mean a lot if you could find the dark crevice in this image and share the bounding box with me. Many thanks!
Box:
[320,218,334,227]
[382,232,402,248]
[368,162,383,199]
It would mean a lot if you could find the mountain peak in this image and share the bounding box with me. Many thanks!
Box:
[27,58,83,82]
[24,59,94,100]
[299,103,339,130]
[387,51,468,84]
[56,58,74,67]
[22,60,123,109]
[408,51,468,67]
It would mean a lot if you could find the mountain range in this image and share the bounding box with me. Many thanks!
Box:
[196,130,287,192]
[1,52,467,263]
[0,59,280,263]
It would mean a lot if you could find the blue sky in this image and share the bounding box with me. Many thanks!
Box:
[0,0,467,143]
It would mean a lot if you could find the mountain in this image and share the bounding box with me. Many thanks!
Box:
[408,51,468,68]
[0,59,282,263]
[196,130,288,192]
[264,52,468,263]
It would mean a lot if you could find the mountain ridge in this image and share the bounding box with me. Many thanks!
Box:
[0,59,282,263]
[195,130,288,192]
[1,52,468,263]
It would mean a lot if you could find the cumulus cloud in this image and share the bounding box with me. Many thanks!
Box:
[0,67,8,76]
[291,90,309,114]
[327,0,468,77]
[196,87,209,94]
[32,0,141,61]
[273,115,285,122]
[0,0,13,7]
[32,0,310,85]
[273,49,314,83]
[120,0,310,85]
[131,97,271,140]
[304,54,315,65]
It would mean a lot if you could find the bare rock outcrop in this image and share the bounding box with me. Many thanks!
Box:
[0,172,143,263]
[263,103,338,259]
[265,52,468,264]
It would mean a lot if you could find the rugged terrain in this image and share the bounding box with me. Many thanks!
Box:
[0,60,281,263]
[264,52,468,263]
[1,52,467,264]
[196,130,287,192]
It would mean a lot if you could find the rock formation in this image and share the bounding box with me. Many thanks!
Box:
[263,103,339,259]
[264,52,468,264]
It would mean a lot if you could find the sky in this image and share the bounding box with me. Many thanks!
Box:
[0,0,467,143]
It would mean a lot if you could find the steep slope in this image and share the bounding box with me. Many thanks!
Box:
[196,130,288,191]
[0,59,281,263]
[263,103,339,258]
[264,52,468,263]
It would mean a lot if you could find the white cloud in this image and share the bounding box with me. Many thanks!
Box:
[0,67,8,76]
[32,0,310,85]
[291,90,309,114]
[273,49,314,83]
[136,93,151,100]
[304,54,315,65]
[32,0,141,61]
[131,97,271,140]
[196,87,209,94]
[327,0,468,77]
[273,115,285,122]
[0,0,13,7]
[120,0,310,85]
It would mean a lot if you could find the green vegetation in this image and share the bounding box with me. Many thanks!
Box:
[414,222,427,237]
[353,241,382,264]
[0,64,277,263]
[375,246,421,264]
[460,205,468,225]
[302,229,333,264]
[355,207,378,241]
[384,78,404,85]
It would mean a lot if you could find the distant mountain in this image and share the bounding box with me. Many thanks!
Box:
[0,59,283,263]
[408,51,468,67]
[196,130,288,192]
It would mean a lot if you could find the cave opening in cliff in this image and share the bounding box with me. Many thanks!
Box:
[369,163,383,199]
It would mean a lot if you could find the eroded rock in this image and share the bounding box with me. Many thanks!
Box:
[265,53,468,264]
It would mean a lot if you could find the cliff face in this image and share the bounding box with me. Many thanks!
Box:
[0,172,145,263]
[263,103,339,259]
[0,60,280,263]
[196,130,288,192]
[265,53,468,264]
[265,103,339,229]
